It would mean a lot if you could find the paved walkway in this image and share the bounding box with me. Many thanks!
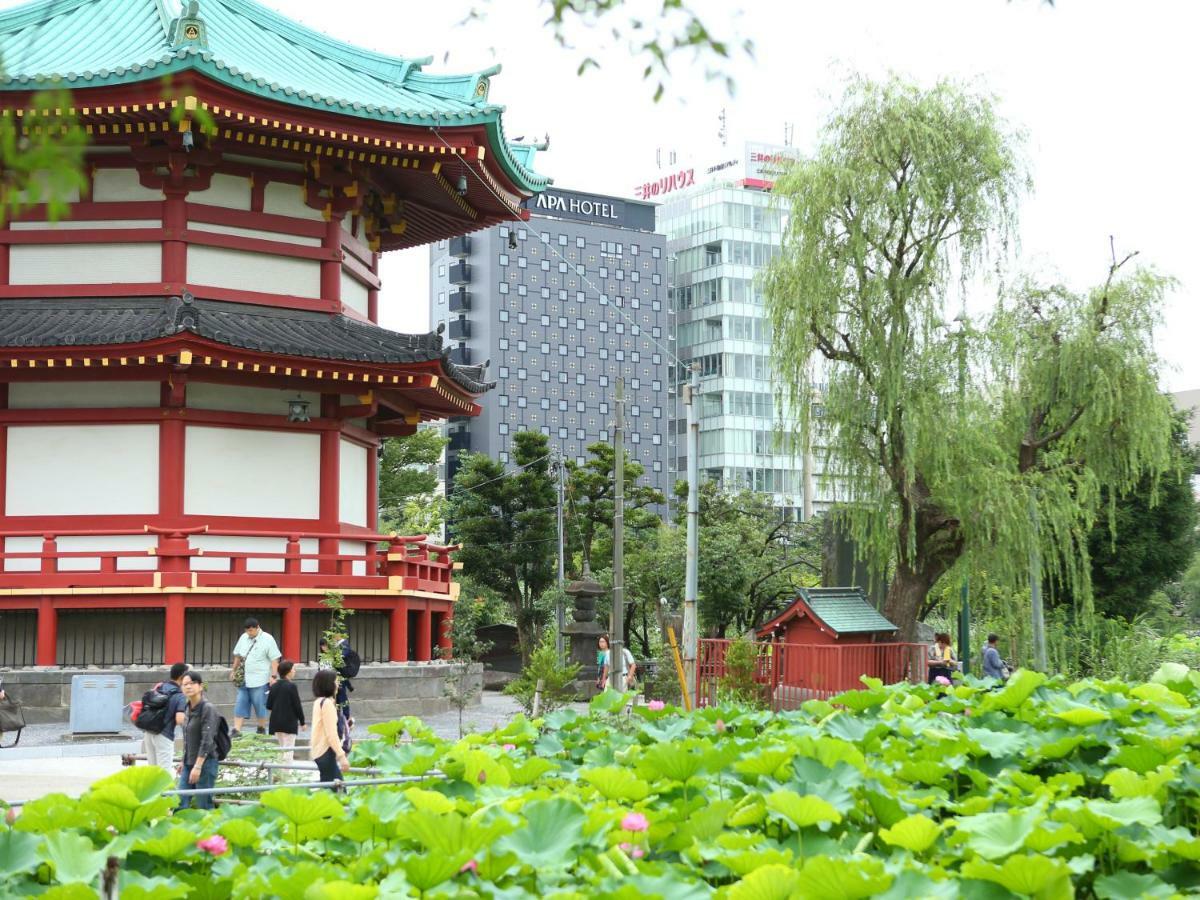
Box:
[0,692,534,805]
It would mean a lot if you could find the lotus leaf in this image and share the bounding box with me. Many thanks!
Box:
[42,832,108,885]
[878,814,942,853]
[954,807,1041,859]
[1094,871,1179,899]
[581,766,651,801]
[960,854,1073,899]
[0,830,41,880]
[495,798,586,870]
[765,791,842,830]
[727,863,800,900]
[794,854,892,899]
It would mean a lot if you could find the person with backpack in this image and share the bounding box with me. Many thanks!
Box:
[266,659,305,762]
[318,636,361,728]
[310,669,350,787]
[178,671,224,809]
[137,662,189,774]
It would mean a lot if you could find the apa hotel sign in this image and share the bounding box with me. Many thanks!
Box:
[523,188,654,231]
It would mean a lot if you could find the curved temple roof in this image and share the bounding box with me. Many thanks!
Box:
[0,295,494,395]
[0,0,545,193]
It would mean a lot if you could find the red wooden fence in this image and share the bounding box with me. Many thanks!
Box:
[697,638,927,711]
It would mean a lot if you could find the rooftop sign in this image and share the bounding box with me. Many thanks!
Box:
[523,188,655,232]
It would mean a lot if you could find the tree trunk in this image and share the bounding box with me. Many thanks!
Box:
[884,563,941,642]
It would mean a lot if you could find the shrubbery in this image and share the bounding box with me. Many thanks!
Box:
[6,667,1200,896]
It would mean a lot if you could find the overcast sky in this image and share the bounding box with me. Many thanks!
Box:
[11,0,1198,388]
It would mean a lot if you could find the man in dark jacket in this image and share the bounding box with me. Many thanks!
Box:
[178,671,220,809]
[143,662,189,775]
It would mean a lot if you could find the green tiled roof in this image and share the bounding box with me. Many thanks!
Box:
[0,0,546,191]
[800,587,897,635]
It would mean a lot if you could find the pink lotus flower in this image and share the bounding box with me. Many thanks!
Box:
[647,700,665,711]
[715,719,726,733]
[621,811,649,832]
[619,841,646,858]
[460,859,477,874]
[935,675,952,686]
[502,743,516,751]
[477,770,487,783]
[196,835,228,856]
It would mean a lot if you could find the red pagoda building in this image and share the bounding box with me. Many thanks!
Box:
[0,0,545,669]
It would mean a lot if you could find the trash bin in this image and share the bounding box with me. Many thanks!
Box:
[69,673,125,734]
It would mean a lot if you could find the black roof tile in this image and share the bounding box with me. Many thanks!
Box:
[0,295,493,394]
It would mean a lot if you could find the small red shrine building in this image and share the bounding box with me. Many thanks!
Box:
[0,0,546,668]
[755,587,903,696]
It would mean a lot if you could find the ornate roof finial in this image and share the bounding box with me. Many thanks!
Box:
[169,0,208,49]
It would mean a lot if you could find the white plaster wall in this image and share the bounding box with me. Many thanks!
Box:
[263,182,321,220]
[190,173,250,211]
[91,169,165,202]
[339,539,368,577]
[57,534,158,572]
[341,270,370,317]
[5,424,159,516]
[9,219,159,230]
[188,245,320,298]
[9,381,160,409]
[189,221,321,247]
[186,383,319,416]
[2,537,39,572]
[10,243,161,284]
[339,439,368,527]
[184,425,320,520]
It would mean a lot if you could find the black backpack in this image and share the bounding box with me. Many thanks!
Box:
[212,713,232,761]
[134,685,171,733]
[338,643,362,679]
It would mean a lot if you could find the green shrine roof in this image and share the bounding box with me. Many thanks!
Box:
[0,0,545,191]
[759,587,898,637]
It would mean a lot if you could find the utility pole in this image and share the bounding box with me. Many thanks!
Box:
[555,449,566,659]
[1029,494,1047,671]
[682,365,700,694]
[954,322,970,676]
[611,378,626,691]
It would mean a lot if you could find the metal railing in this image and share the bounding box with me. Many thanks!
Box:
[697,638,927,711]
[0,527,459,595]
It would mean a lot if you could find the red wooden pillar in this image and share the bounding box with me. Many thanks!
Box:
[283,599,302,662]
[390,599,408,662]
[321,215,343,309]
[416,603,432,661]
[318,395,340,573]
[366,437,379,532]
[35,598,56,666]
[162,188,187,290]
[367,251,379,322]
[164,594,185,664]
[437,610,452,660]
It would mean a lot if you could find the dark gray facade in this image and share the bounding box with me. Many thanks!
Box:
[429,188,670,496]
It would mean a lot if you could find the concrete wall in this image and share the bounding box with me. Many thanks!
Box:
[0,663,482,725]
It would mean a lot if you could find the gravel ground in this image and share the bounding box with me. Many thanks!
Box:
[0,692,568,804]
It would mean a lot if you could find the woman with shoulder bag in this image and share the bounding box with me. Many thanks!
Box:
[310,669,350,787]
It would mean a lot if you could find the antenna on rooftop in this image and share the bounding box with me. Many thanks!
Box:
[718,108,727,147]
[784,122,794,147]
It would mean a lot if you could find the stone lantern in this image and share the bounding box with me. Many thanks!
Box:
[562,569,607,697]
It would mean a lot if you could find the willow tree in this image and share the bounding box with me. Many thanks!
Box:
[763,76,1176,641]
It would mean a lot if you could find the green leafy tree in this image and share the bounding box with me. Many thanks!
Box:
[0,90,87,226]
[1065,415,1198,620]
[764,75,1176,639]
[378,428,448,534]
[448,431,557,664]
[566,441,665,573]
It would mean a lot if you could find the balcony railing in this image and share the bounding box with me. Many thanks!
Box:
[0,527,459,595]
[697,638,926,710]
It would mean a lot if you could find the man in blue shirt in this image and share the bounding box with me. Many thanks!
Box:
[981,634,1007,680]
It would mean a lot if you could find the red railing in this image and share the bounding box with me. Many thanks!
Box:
[697,638,927,711]
[0,526,458,595]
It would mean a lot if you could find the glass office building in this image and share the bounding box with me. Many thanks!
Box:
[657,145,825,518]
